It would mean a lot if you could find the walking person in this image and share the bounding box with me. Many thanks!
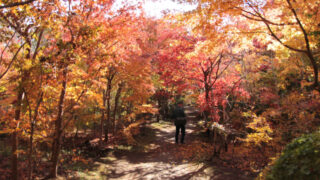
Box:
[172,101,186,144]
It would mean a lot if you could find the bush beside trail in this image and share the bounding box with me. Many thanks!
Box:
[266,130,320,180]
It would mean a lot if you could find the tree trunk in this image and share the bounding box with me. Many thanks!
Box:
[49,68,67,178]
[27,93,42,180]
[213,128,217,157]
[105,76,113,142]
[204,80,211,122]
[11,89,24,180]
[11,131,19,180]
[27,121,34,180]
[100,90,106,146]
[305,52,319,88]
[113,82,124,134]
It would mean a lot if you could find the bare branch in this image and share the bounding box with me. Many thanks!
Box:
[0,0,35,9]
[286,0,312,53]
[245,2,307,53]
[1,32,16,63]
[214,55,223,81]
[0,42,27,79]
[241,13,296,26]
[238,6,296,26]
[32,29,44,59]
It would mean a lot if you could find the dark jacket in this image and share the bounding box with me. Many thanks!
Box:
[172,105,186,126]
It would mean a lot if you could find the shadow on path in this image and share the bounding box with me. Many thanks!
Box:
[71,106,254,180]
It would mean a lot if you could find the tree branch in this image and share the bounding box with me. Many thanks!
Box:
[32,29,44,59]
[245,2,307,53]
[286,0,312,53]
[1,32,16,63]
[0,0,35,9]
[0,42,27,79]
[238,6,297,26]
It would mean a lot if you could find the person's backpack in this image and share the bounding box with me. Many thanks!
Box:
[174,117,186,126]
[172,105,186,125]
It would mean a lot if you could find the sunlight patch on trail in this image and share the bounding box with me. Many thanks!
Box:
[75,152,211,180]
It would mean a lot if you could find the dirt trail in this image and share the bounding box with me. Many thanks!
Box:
[72,106,254,180]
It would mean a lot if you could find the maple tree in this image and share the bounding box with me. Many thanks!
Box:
[182,0,320,87]
[154,16,247,125]
[0,1,58,178]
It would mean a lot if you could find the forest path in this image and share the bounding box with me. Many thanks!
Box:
[72,106,253,180]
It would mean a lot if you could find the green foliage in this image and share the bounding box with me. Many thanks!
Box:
[267,130,320,180]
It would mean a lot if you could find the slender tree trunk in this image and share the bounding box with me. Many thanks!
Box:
[11,131,19,180]
[100,90,106,146]
[11,89,24,180]
[27,93,42,180]
[204,80,211,122]
[113,83,124,134]
[74,121,79,139]
[49,68,67,178]
[105,76,113,142]
[28,121,34,180]
[305,52,319,88]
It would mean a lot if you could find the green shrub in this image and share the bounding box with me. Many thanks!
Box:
[267,130,320,180]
